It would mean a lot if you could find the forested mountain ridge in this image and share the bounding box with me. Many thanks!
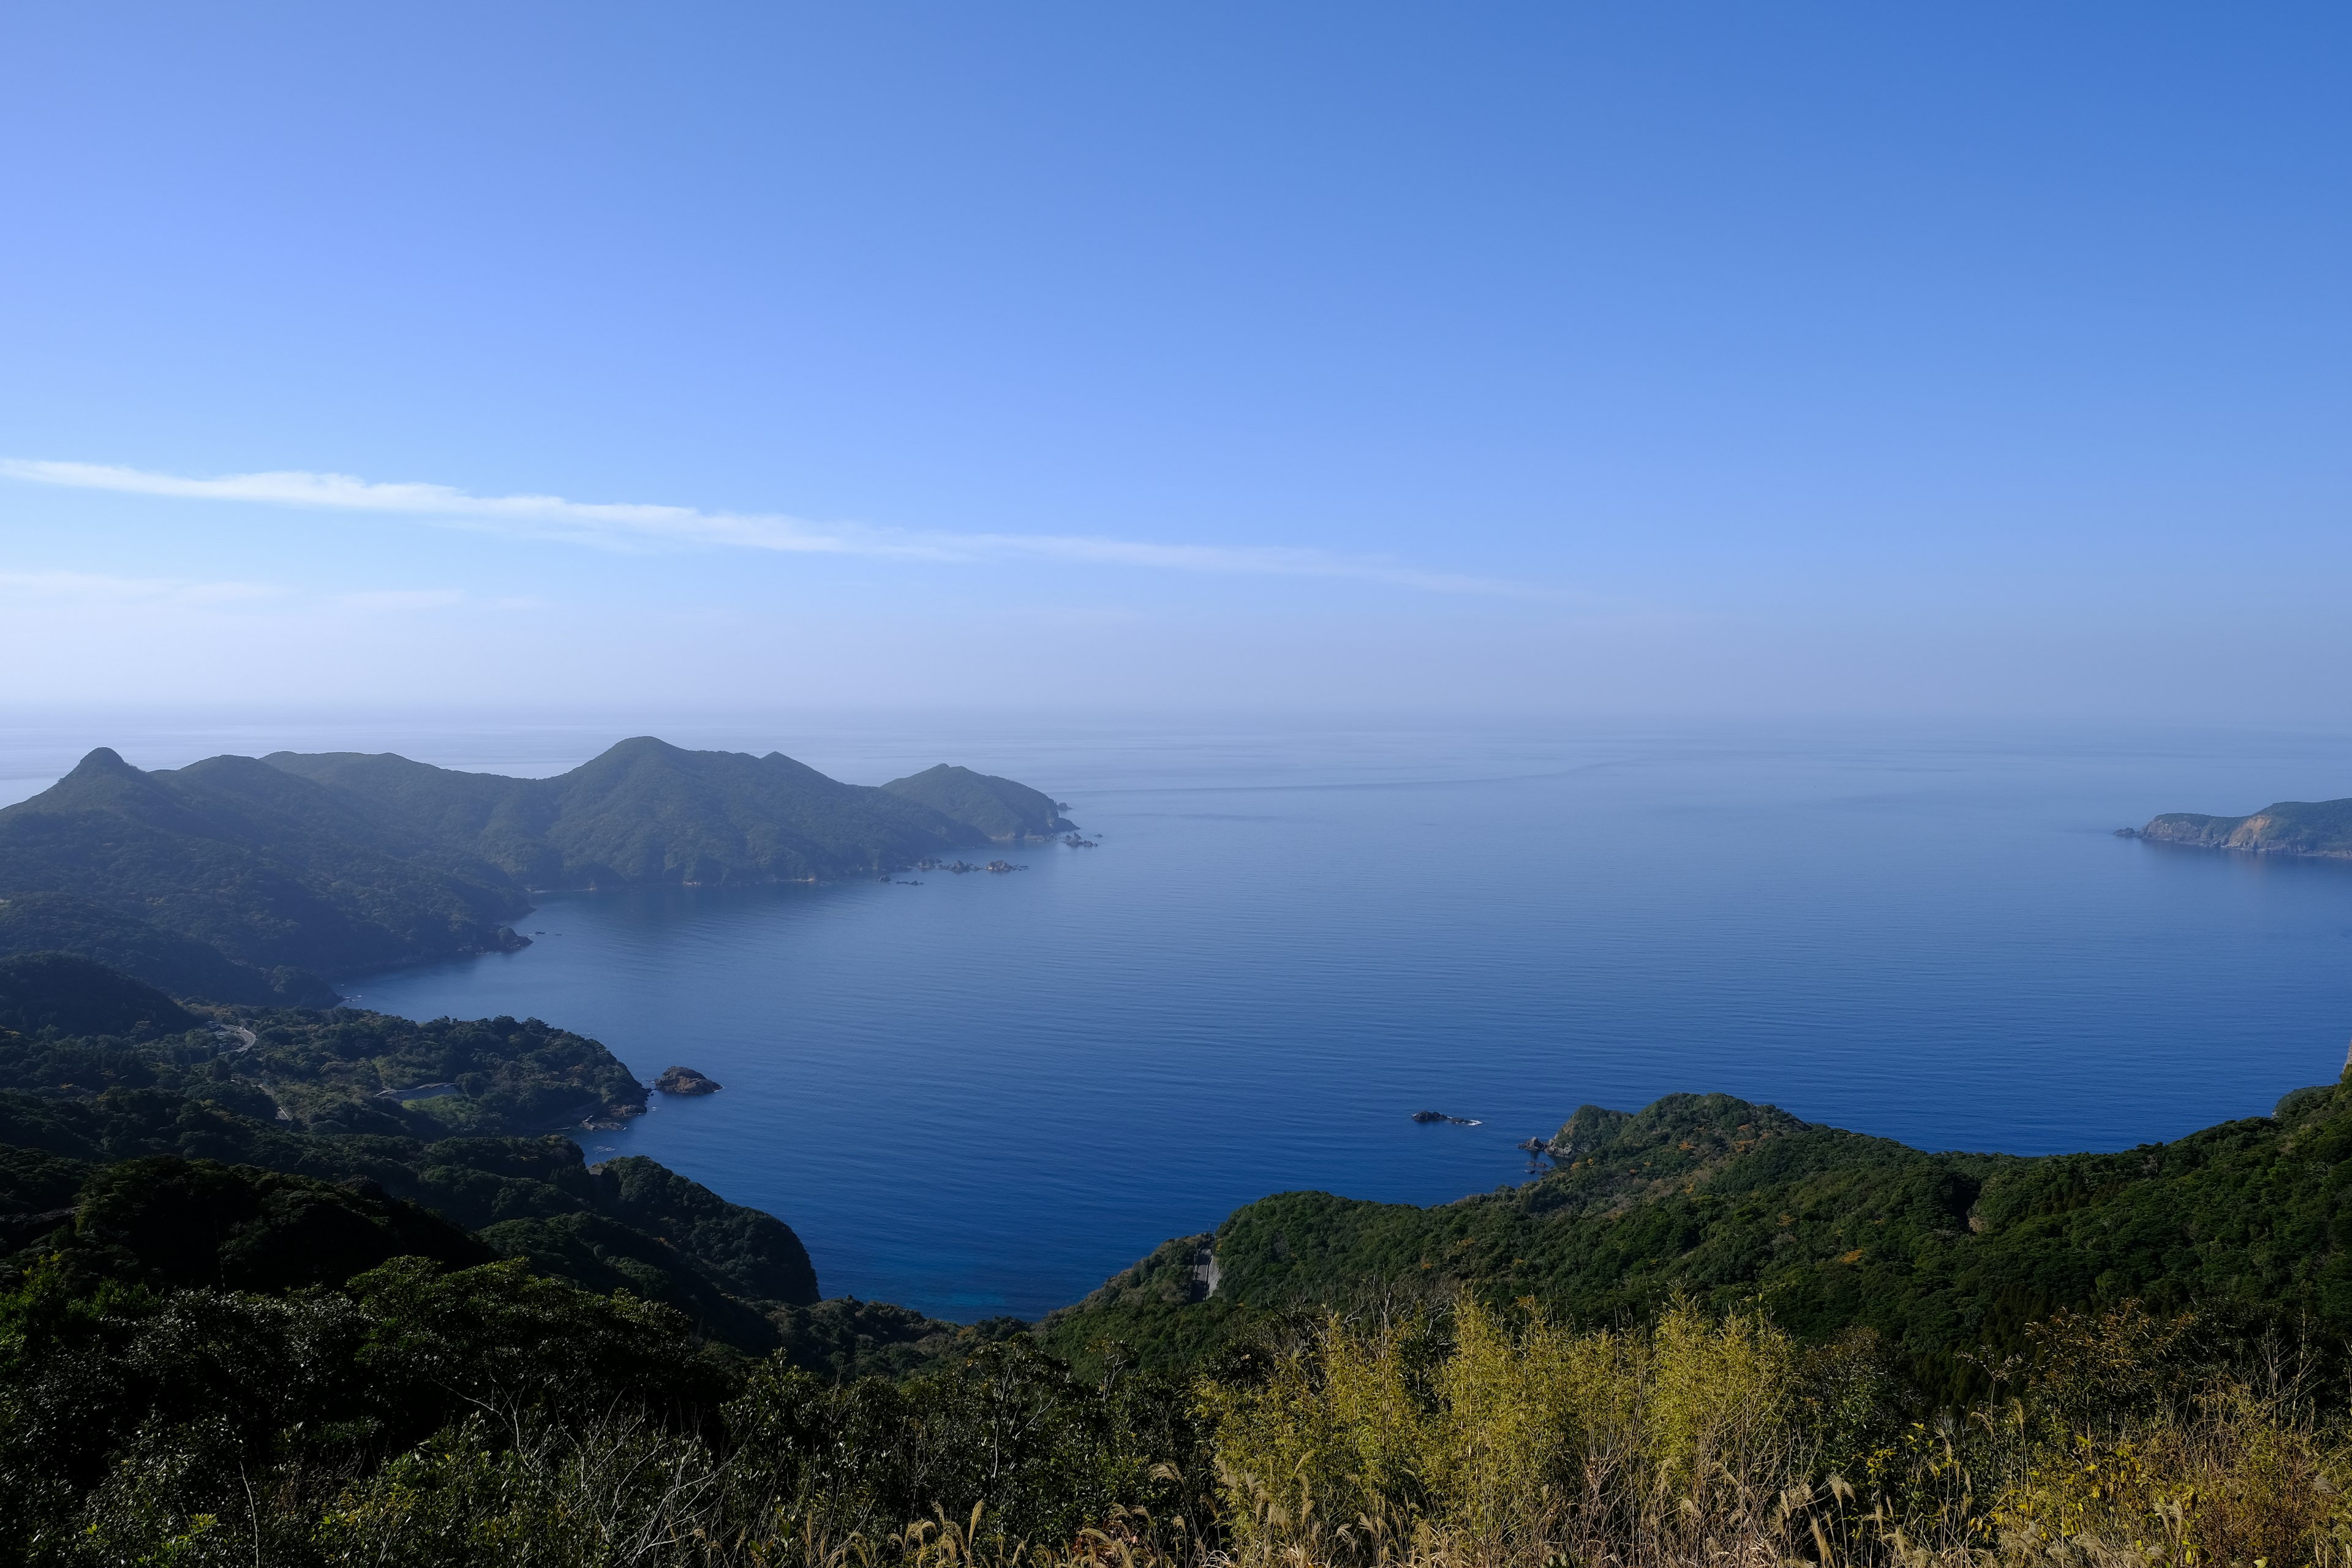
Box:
[0,737,1071,984]
[2139,794,2352,857]
[1041,1081,2352,1400]
[0,747,521,979]
[266,737,1010,886]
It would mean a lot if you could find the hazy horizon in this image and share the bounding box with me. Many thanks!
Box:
[8,707,2352,821]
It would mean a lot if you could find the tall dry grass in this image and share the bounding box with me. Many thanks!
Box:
[1200,1298,1831,1568]
[1193,1300,2352,1568]
[299,1302,2352,1568]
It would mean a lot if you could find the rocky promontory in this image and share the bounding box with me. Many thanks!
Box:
[654,1065,722,1095]
[2133,796,2352,859]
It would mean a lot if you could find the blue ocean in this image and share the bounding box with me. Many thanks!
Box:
[8,717,2351,1321]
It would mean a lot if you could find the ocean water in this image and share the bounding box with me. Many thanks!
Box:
[7,715,2352,1321]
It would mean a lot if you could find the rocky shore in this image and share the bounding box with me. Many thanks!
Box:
[2131,795,2352,859]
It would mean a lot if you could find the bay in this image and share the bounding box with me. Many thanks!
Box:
[7,715,2352,1321]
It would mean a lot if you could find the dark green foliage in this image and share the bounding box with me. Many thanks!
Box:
[1043,1081,2352,1403]
[0,1087,819,1356]
[0,1252,740,1563]
[0,889,337,1005]
[0,1265,382,1531]
[725,1339,1200,1549]
[0,1023,173,1099]
[0,1083,364,1167]
[471,1210,785,1349]
[769,1297,1031,1381]
[44,1157,491,1294]
[0,951,1188,1559]
[232,1007,649,1133]
[0,1145,88,1213]
[0,1240,1194,1566]
[880,763,1074,840]
[399,1135,823,1338]
[350,1255,744,1419]
[590,1152,818,1303]
[0,951,198,1039]
[0,968,645,1135]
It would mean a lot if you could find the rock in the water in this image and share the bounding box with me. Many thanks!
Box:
[654,1065,722,1095]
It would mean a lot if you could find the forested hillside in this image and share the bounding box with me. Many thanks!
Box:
[0,738,1071,981]
[0,890,338,1005]
[6,952,2352,1563]
[0,951,643,1133]
[879,763,1074,839]
[1042,1084,2352,1402]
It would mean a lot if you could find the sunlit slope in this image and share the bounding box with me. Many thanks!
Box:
[880,763,1074,840]
[2141,796,2352,857]
[1044,1084,2352,1397]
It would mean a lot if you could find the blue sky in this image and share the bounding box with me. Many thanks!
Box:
[2,4,2347,717]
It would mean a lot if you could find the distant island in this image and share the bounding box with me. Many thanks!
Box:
[2130,793,2352,859]
[0,737,1072,995]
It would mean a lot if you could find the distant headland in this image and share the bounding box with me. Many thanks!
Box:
[0,737,1074,998]
[2125,793,2352,859]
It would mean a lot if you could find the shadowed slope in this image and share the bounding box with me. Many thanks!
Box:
[0,952,199,1040]
[0,891,336,1006]
[270,737,1034,885]
[0,748,524,974]
[0,739,1069,978]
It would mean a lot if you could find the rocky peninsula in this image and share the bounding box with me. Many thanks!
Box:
[2132,794,2352,859]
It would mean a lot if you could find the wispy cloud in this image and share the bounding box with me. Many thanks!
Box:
[0,458,1544,598]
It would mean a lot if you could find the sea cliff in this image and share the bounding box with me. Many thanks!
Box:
[2136,795,2352,858]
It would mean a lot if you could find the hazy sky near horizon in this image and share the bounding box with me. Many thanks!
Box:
[2,4,2348,718]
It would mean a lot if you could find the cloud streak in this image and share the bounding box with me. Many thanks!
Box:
[0,458,1542,597]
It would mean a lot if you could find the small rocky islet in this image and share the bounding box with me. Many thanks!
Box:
[654,1065,723,1095]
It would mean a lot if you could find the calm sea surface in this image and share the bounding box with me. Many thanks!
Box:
[7,715,2352,1320]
